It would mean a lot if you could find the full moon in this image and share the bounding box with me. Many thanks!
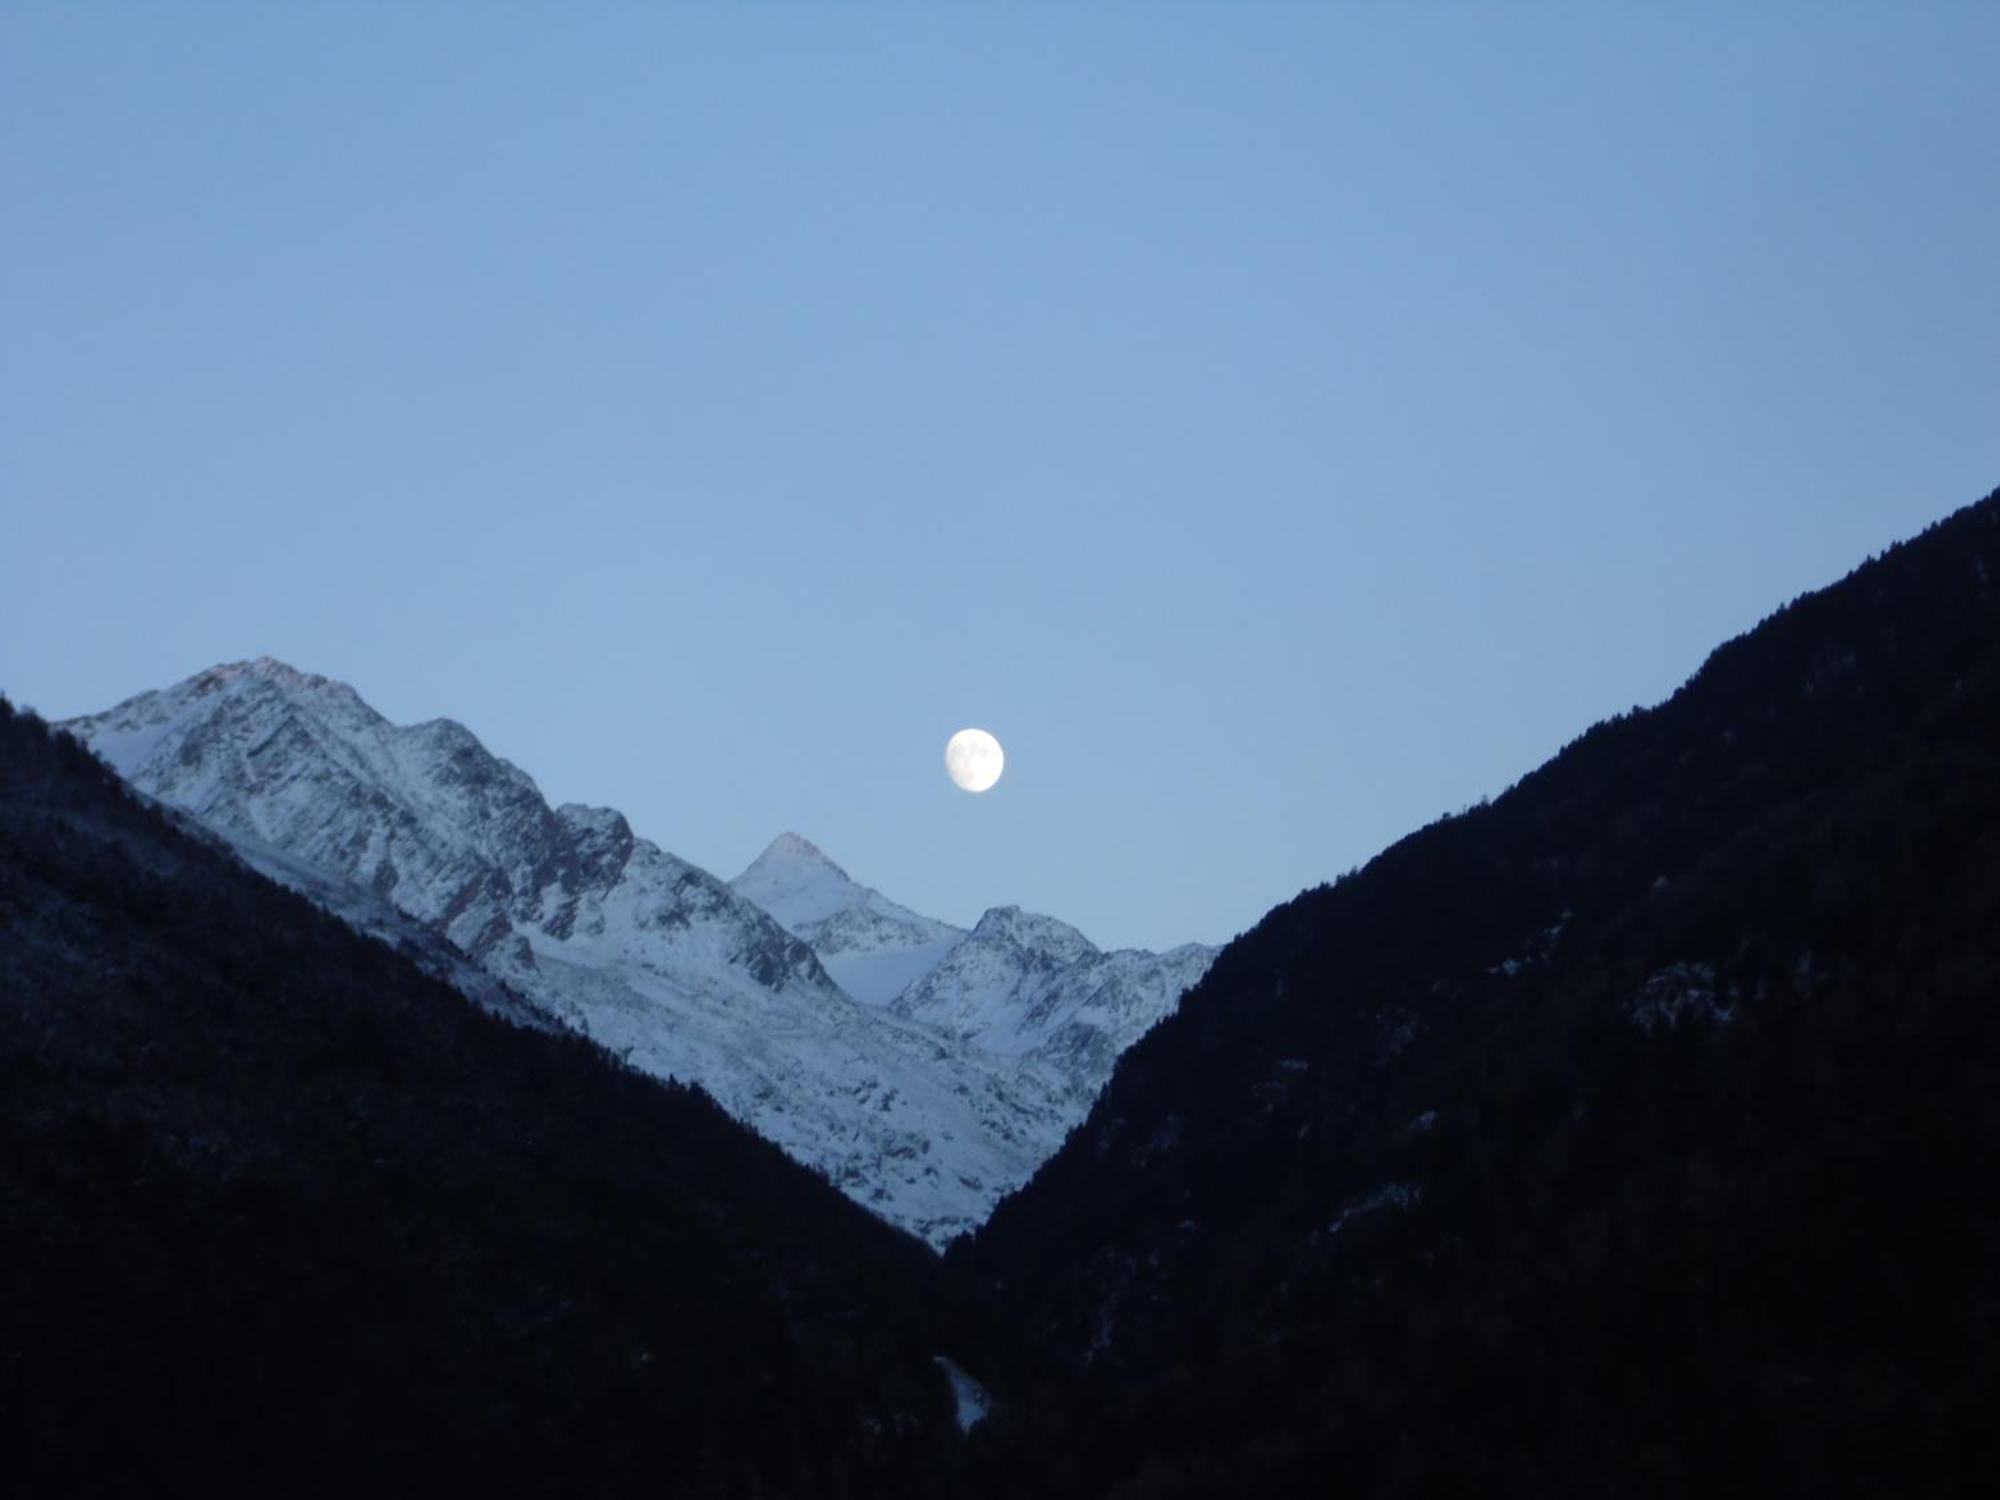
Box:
[944,728,1005,793]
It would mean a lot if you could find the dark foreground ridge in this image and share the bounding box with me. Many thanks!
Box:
[0,700,965,1497]
[952,487,2000,1496]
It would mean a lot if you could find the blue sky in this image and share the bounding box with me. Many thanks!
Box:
[3,3,1995,949]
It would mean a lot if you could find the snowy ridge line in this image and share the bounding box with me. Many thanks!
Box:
[732,837,1222,1103]
[65,658,1215,1243]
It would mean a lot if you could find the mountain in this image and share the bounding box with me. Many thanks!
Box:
[731,837,1221,1099]
[0,697,973,1496]
[951,488,2000,1496]
[730,832,966,1005]
[62,660,1072,1245]
[892,906,1219,1098]
[62,659,823,992]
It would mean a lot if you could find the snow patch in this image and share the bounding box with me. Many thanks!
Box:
[933,1356,993,1433]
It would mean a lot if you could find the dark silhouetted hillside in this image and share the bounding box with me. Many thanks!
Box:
[953,487,2000,1497]
[0,700,967,1497]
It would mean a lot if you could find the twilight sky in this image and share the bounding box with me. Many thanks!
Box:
[3,4,1995,949]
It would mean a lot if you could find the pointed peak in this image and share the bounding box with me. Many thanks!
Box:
[731,837,963,953]
[208,655,312,684]
[183,656,349,702]
[748,832,848,876]
[78,658,388,743]
[61,658,375,745]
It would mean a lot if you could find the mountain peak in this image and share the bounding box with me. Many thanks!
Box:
[893,903,1213,1079]
[751,831,847,876]
[204,656,321,689]
[732,832,859,896]
[164,656,375,721]
[969,905,1099,963]
[729,835,966,1000]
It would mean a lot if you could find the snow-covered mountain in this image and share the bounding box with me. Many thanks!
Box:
[63,660,1074,1244]
[892,905,1219,1095]
[730,833,966,1005]
[731,837,1219,1099]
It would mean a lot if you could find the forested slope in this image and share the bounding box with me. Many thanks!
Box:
[955,488,2000,1497]
[0,700,965,1497]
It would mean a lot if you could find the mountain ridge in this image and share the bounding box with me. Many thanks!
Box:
[62,659,1075,1244]
[62,659,1219,1245]
[731,836,1221,1099]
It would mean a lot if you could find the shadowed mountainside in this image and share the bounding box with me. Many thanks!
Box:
[952,488,2000,1497]
[0,699,975,1497]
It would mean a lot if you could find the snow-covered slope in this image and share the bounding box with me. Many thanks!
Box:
[732,837,1220,1101]
[731,833,966,1005]
[893,905,1219,1096]
[63,660,1072,1244]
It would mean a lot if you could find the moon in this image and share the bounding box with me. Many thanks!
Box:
[944,728,1004,793]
